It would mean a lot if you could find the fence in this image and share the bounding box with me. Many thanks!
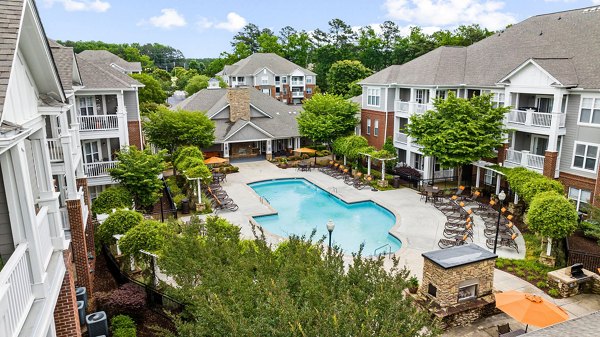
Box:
[566,236,600,274]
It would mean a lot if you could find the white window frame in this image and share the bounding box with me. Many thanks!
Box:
[78,96,94,116]
[568,187,592,212]
[571,141,599,173]
[374,119,379,136]
[261,76,268,85]
[492,92,506,108]
[367,88,380,107]
[282,76,287,84]
[415,89,427,104]
[306,76,313,84]
[306,88,312,94]
[366,119,371,135]
[578,97,600,127]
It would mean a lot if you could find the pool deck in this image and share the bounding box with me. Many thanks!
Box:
[185,160,600,334]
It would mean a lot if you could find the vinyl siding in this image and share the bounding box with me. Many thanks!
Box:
[123,91,140,121]
[0,165,15,262]
[362,86,391,112]
[559,94,600,179]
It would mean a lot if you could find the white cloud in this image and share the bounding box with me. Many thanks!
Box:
[197,12,247,33]
[383,0,516,31]
[44,0,110,12]
[145,9,187,29]
[593,0,600,5]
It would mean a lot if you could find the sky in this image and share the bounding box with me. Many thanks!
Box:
[38,0,600,58]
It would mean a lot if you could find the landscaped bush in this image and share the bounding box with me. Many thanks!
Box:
[92,187,133,215]
[96,209,144,244]
[526,191,578,244]
[111,314,137,337]
[96,283,146,319]
[502,166,564,204]
[119,220,169,259]
[173,194,187,210]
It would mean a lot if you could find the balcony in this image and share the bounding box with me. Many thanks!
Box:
[395,132,408,144]
[47,138,63,162]
[84,161,118,177]
[79,115,119,131]
[291,81,304,86]
[506,110,566,135]
[504,149,545,173]
[394,101,434,117]
[292,91,304,98]
[0,243,35,337]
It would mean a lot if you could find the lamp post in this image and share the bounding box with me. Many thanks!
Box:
[493,190,507,254]
[326,219,335,252]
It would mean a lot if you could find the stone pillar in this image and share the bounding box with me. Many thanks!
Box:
[543,151,558,179]
[53,249,82,337]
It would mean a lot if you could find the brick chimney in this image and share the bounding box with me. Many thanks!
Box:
[227,87,251,122]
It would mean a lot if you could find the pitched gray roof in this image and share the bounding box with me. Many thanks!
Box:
[361,7,600,89]
[525,310,600,337]
[48,40,81,90]
[76,54,141,90]
[173,88,302,142]
[78,50,142,73]
[0,0,24,119]
[217,53,316,76]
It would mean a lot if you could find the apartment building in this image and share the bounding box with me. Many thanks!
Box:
[0,1,92,336]
[359,6,600,209]
[216,53,316,105]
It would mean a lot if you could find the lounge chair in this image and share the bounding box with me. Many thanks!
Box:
[443,223,474,240]
[497,323,511,336]
[484,222,514,238]
[438,234,468,249]
[486,233,519,253]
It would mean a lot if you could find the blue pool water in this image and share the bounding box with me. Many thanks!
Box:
[249,179,401,255]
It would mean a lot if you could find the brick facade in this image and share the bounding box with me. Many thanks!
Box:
[77,178,95,292]
[496,143,509,165]
[53,248,82,337]
[127,121,143,150]
[361,109,394,149]
[543,151,558,179]
[558,171,599,207]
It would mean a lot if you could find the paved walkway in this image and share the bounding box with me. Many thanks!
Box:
[189,160,600,334]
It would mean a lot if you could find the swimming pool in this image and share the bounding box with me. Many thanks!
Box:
[249,178,401,255]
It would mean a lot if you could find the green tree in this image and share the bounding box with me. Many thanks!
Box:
[526,191,579,256]
[91,186,133,215]
[144,106,215,169]
[130,73,167,104]
[96,209,144,244]
[184,74,210,95]
[332,135,370,168]
[109,146,166,210]
[406,92,509,183]
[297,93,359,148]
[326,60,373,98]
[119,220,169,259]
[158,216,440,336]
[257,31,283,55]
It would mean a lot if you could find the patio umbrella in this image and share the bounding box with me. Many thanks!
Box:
[495,291,568,331]
[204,156,228,165]
[294,147,318,164]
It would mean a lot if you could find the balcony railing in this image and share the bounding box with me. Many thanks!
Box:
[434,169,455,179]
[394,101,434,115]
[47,138,64,162]
[292,91,304,98]
[505,149,545,171]
[0,243,34,337]
[291,81,304,86]
[84,161,118,177]
[78,115,119,131]
[37,207,54,269]
[395,132,408,144]
[506,110,566,128]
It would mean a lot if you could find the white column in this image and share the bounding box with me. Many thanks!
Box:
[223,142,230,158]
[547,92,563,152]
[423,156,432,181]
[475,167,481,188]
[381,160,385,181]
[294,137,301,150]
[496,174,501,195]
[266,139,272,155]
[428,89,436,103]
[514,193,519,204]
[520,150,530,168]
[367,156,371,176]
[117,93,129,148]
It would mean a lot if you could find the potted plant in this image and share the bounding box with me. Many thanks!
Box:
[278,157,288,169]
[408,276,419,294]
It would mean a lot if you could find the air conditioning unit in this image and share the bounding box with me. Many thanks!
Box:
[86,311,108,337]
[77,301,85,326]
[76,287,87,309]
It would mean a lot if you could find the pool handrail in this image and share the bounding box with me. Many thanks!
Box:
[374,243,392,258]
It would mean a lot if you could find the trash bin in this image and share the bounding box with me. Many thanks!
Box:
[392,176,401,188]
[181,198,190,214]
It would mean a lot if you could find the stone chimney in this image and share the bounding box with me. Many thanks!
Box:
[227,87,251,122]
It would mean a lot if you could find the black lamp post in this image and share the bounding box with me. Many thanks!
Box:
[326,219,335,252]
[493,190,507,254]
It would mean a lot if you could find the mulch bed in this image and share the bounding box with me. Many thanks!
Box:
[568,230,600,254]
[92,252,176,337]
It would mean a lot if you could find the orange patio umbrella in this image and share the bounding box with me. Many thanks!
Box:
[495,291,568,331]
[204,156,228,165]
[294,147,318,163]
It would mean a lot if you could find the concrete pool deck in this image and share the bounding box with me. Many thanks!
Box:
[186,160,600,333]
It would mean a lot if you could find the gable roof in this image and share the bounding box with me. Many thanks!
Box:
[217,53,316,77]
[76,54,142,90]
[78,49,142,73]
[0,0,25,119]
[173,87,302,143]
[48,39,82,90]
[361,6,600,89]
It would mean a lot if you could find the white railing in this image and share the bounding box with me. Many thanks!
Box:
[505,149,523,164]
[79,187,89,228]
[527,153,545,170]
[0,243,35,337]
[291,81,304,86]
[413,102,433,114]
[505,149,545,171]
[395,101,410,113]
[395,132,408,144]
[37,207,53,270]
[292,91,304,98]
[394,101,434,115]
[84,161,118,177]
[78,115,119,131]
[506,110,566,129]
[434,169,455,179]
[47,138,64,162]
[59,207,69,231]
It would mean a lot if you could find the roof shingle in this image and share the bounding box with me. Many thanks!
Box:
[0,0,24,118]
[217,53,315,76]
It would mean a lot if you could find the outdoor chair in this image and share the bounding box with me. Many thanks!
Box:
[443,223,473,240]
[438,234,468,249]
[484,222,514,238]
[497,323,511,335]
[444,218,472,231]
[486,233,519,253]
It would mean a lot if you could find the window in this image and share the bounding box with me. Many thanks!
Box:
[415,89,427,103]
[568,187,592,212]
[579,97,600,125]
[306,76,313,84]
[261,76,268,85]
[484,170,496,185]
[374,120,379,136]
[367,88,380,106]
[435,90,447,100]
[366,119,371,135]
[237,76,244,83]
[492,92,506,108]
[572,142,599,172]
[282,76,287,84]
[78,96,94,115]
[306,88,312,94]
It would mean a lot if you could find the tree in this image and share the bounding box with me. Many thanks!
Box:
[526,191,579,256]
[158,216,440,336]
[119,220,169,259]
[332,135,370,167]
[144,106,215,168]
[326,60,373,98]
[257,31,283,55]
[91,186,133,215]
[296,93,359,148]
[96,209,144,244]
[184,75,227,95]
[405,92,509,183]
[130,73,167,104]
[109,146,166,210]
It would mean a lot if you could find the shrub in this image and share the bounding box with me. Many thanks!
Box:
[119,220,169,259]
[97,283,146,319]
[536,281,548,289]
[503,167,564,204]
[495,260,505,269]
[165,176,182,196]
[96,210,144,244]
[548,288,560,298]
[92,187,133,215]
[173,194,187,210]
[111,314,136,330]
[526,191,578,240]
[113,328,137,337]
